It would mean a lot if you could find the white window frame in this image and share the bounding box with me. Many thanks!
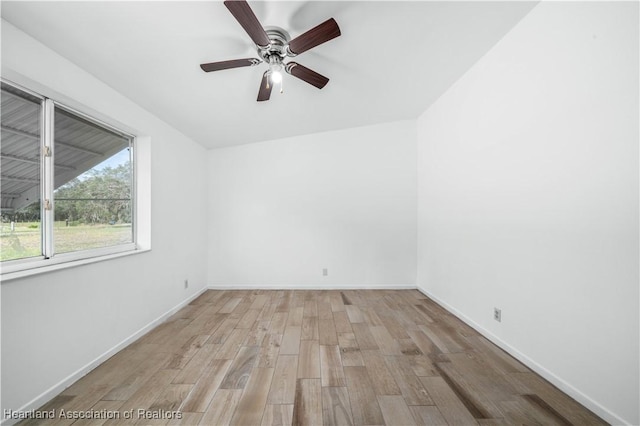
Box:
[1,80,139,280]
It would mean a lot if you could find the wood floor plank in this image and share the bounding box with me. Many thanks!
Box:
[322,387,354,426]
[291,379,322,426]
[219,346,259,389]
[208,318,240,345]
[215,328,251,360]
[181,359,232,412]
[139,318,192,346]
[165,334,209,370]
[345,305,364,323]
[329,292,346,312]
[197,389,242,426]
[369,325,402,356]
[237,308,262,329]
[280,326,302,355]
[229,300,252,318]
[469,336,529,374]
[196,313,228,336]
[148,383,193,411]
[384,355,433,405]
[218,297,242,314]
[275,292,292,313]
[409,406,449,426]
[351,323,378,350]
[258,301,278,322]
[378,312,411,340]
[337,332,364,367]
[318,319,339,346]
[172,344,220,385]
[377,395,416,426]
[406,354,438,377]
[360,350,402,396]
[339,291,353,306]
[332,311,353,334]
[344,366,384,426]
[270,312,288,334]
[257,333,282,368]
[246,320,271,346]
[303,300,318,317]
[168,412,203,425]
[398,338,423,356]
[406,329,441,357]
[419,375,479,425]
[261,404,294,426]
[267,355,299,404]
[105,340,159,363]
[230,368,275,426]
[286,307,304,327]
[292,291,306,308]
[499,396,571,426]
[317,301,333,320]
[249,294,270,311]
[320,345,347,387]
[103,351,172,400]
[298,340,321,379]
[419,323,469,354]
[361,307,384,326]
[71,400,124,426]
[103,370,178,425]
[301,316,320,340]
[509,372,606,425]
[435,358,503,418]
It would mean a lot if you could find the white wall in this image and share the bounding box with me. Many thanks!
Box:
[208,121,417,288]
[1,21,209,417]
[416,2,639,424]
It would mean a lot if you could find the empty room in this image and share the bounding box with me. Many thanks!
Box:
[1,1,638,425]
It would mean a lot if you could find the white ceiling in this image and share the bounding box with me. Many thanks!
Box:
[1,1,537,149]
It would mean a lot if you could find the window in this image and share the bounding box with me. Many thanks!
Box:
[0,83,42,261]
[1,80,135,271]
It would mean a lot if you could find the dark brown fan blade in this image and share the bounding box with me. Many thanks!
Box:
[200,58,262,72]
[224,0,271,48]
[287,18,341,55]
[257,71,272,102]
[285,62,329,89]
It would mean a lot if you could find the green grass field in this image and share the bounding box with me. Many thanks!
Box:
[0,221,132,262]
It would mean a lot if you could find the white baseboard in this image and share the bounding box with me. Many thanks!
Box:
[1,288,208,426]
[415,286,627,426]
[207,284,417,290]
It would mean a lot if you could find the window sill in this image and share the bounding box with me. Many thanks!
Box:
[0,247,150,283]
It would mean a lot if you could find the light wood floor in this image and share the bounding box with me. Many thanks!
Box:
[22,290,606,425]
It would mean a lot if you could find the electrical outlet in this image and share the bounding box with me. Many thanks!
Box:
[184,279,189,289]
[494,307,501,322]
[322,268,328,276]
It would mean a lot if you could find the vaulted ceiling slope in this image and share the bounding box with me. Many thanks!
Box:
[1,1,537,149]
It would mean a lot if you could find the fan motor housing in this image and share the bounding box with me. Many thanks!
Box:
[258,26,291,60]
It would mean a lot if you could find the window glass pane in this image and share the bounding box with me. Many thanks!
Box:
[53,106,132,254]
[0,83,42,261]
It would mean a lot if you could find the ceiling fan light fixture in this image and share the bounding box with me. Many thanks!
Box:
[269,59,283,79]
[202,0,340,101]
[271,70,282,84]
[268,56,284,92]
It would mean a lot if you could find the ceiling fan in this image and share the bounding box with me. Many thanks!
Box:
[200,0,341,101]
